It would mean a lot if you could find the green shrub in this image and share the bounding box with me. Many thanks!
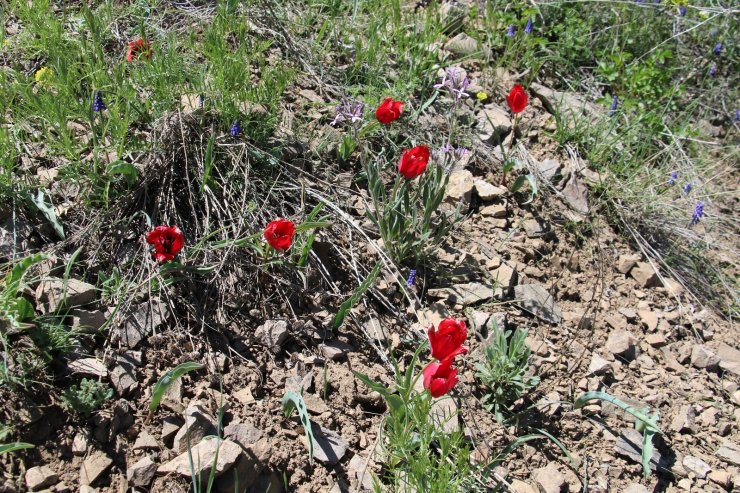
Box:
[62,378,113,416]
[476,321,539,422]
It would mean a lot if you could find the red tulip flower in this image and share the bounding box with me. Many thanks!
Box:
[423,357,459,398]
[146,225,185,263]
[264,219,296,251]
[428,318,468,361]
[397,145,430,180]
[126,38,152,62]
[506,84,529,114]
[375,97,404,124]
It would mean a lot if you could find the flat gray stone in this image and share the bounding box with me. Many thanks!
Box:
[36,278,96,313]
[68,358,108,378]
[112,301,167,349]
[157,438,242,477]
[428,282,493,306]
[614,428,663,472]
[79,451,112,486]
[25,465,58,491]
[310,423,349,465]
[717,441,740,466]
[255,320,289,348]
[127,456,157,488]
[514,284,562,324]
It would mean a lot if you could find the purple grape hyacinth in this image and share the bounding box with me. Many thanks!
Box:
[714,43,722,56]
[668,171,678,186]
[93,91,106,112]
[709,65,716,77]
[331,99,365,126]
[406,269,417,287]
[683,182,692,194]
[609,95,618,116]
[691,201,704,225]
[679,6,687,16]
[506,24,516,37]
[230,120,242,137]
[524,18,533,34]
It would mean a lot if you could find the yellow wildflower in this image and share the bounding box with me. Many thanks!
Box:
[35,67,54,84]
[476,91,488,101]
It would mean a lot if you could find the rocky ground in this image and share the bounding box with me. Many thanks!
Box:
[2,22,739,493]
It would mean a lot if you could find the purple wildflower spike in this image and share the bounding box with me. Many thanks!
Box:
[668,171,678,186]
[93,91,106,112]
[691,201,704,225]
[524,18,533,34]
[683,182,692,194]
[506,24,515,37]
[407,269,417,287]
[230,120,242,137]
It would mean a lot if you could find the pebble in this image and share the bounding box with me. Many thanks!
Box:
[630,262,661,288]
[683,455,711,479]
[79,451,112,486]
[671,405,697,434]
[25,465,58,491]
[691,345,720,371]
[532,463,566,493]
[605,330,635,358]
[127,456,157,488]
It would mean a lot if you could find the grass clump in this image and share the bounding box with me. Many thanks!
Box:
[62,378,113,416]
[476,321,539,423]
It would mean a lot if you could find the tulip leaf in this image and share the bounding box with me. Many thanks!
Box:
[510,174,538,204]
[573,391,662,434]
[0,442,35,455]
[353,371,404,416]
[107,160,139,186]
[32,191,64,239]
[282,390,314,462]
[149,362,203,413]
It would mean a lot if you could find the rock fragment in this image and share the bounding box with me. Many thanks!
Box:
[157,438,242,477]
[428,282,493,306]
[682,455,711,479]
[474,179,506,201]
[717,441,740,466]
[476,106,511,142]
[630,262,661,288]
[614,428,663,472]
[445,170,474,202]
[25,465,59,491]
[310,423,349,465]
[319,341,354,361]
[127,456,158,488]
[691,345,720,371]
[606,330,635,359]
[671,405,696,434]
[255,320,289,348]
[513,284,562,324]
[588,354,611,375]
[67,358,108,378]
[36,278,96,313]
[532,463,566,493]
[79,451,113,486]
[112,301,167,349]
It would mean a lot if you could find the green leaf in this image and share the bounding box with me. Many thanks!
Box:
[149,362,203,413]
[282,390,315,462]
[488,434,543,469]
[332,263,381,330]
[107,160,139,186]
[353,371,404,416]
[573,391,662,434]
[0,442,35,454]
[510,174,538,204]
[32,191,64,239]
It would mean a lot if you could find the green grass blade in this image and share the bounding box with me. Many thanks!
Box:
[149,362,204,413]
[331,262,381,329]
[0,442,35,454]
